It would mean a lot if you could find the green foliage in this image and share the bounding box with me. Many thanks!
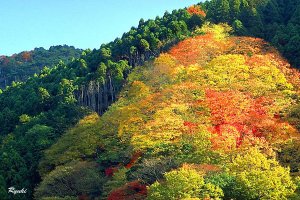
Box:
[290,176,300,199]
[100,47,112,60]
[147,166,205,200]
[35,161,104,199]
[39,113,100,176]
[0,175,8,200]
[25,124,54,148]
[200,183,224,200]
[0,45,82,89]
[207,0,230,23]
[205,172,238,199]
[101,167,128,199]
[232,19,247,35]
[228,148,296,200]
[277,140,300,175]
[0,146,30,199]
[129,157,178,184]
[58,79,77,104]
[19,114,31,123]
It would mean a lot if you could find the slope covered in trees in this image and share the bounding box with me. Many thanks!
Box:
[0,45,82,89]
[35,24,300,200]
[1,1,300,199]
[0,6,205,199]
[202,0,300,68]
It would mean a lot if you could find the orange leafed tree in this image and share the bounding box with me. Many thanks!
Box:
[22,51,31,62]
[169,25,230,66]
[107,181,147,200]
[187,5,206,17]
[203,89,297,150]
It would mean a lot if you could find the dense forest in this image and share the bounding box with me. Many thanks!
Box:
[1,0,300,199]
[0,45,82,89]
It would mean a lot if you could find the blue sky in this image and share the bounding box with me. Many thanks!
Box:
[0,0,201,56]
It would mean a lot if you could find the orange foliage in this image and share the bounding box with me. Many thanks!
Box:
[169,32,300,92]
[209,124,241,150]
[21,51,31,62]
[125,151,142,169]
[187,5,206,17]
[169,34,227,66]
[197,164,221,173]
[103,25,300,164]
[203,89,297,150]
[227,37,271,56]
[205,90,259,125]
[107,181,147,200]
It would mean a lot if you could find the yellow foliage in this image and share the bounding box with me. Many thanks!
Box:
[78,113,99,125]
[198,54,250,92]
[228,148,296,200]
[131,107,184,151]
[126,80,151,100]
[154,53,177,71]
[197,23,232,41]
[39,113,100,177]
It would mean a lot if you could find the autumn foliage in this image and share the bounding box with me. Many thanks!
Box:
[187,5,206,17]
[94,24,300,199]
[21,51,31,62]
[107,181,147,200]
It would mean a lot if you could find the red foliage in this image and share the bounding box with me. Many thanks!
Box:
[125,151,142,169]
[183,121,197,128]
[274,113,281,119]
[105,167,118,177]
[187,5,206,17]
[205,89,251,125]
[205,89,271,125]
[107,181,147,200]
[202,89,289,149]
[78,194,89,200]
[183,121,198,134]
[0,56,9,65]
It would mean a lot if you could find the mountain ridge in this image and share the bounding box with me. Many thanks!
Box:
[0,45,82,89]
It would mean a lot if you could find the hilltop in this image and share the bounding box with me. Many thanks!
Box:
[0,45,82,89]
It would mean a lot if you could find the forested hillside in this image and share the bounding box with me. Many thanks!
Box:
[1,1,300,199]
[36,24,300,200]
[0,45,82,89]
[0,6,205,199]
